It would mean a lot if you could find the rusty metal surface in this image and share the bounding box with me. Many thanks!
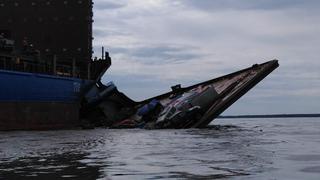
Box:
[0,0,93,63]
[0,102,80,131]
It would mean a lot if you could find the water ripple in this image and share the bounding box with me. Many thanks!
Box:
[0,118,320,179]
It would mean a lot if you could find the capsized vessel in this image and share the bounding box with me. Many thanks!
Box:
[83,60,279,129]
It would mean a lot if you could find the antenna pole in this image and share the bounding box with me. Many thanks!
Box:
[102,46,104,60]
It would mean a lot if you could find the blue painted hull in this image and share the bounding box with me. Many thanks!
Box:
[0,69,94,130]
[0,69,92,102]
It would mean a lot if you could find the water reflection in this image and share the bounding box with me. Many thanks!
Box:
[0,153,101,179]
[1,118,320,179]
[0,125,262,179]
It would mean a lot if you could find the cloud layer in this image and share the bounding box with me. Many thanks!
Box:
[93,0,320,115]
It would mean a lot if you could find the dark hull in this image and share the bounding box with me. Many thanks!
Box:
[0,69,95,131]
[0,102,79,131]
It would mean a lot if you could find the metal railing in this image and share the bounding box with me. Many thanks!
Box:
[0,53,90,79]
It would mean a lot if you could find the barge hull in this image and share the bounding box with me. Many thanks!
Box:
[0,69,93,130]
[0,102,79,131]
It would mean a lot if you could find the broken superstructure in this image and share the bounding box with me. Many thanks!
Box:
[81,60,279,129]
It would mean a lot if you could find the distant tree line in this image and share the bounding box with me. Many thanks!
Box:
[218,114,320,119]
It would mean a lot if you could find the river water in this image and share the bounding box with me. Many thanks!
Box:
[0,118,320,179]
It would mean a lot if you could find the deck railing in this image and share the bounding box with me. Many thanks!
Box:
[0,53,90,79]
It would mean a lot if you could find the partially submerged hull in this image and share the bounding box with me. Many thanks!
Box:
[90,60,279,129]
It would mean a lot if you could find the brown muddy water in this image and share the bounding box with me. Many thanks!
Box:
[0,118,320,180]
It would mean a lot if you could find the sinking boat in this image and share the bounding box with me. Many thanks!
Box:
[82,59,279,129]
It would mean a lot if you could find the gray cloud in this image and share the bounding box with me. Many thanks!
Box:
[93,29,131,38]
[93,42,208,66]
[109,45,204,64]
[179,0,320,11]
[94,1,126,10]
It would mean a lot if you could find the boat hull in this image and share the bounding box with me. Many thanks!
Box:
[0,70,93,130]
[0,102,79,130]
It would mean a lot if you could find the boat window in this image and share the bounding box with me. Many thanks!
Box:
[167,107,176,118]
[159,106,170,117]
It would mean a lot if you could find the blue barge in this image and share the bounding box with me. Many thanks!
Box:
[0,69,90,102]
[0,0,112,130]
[0,69,91,130]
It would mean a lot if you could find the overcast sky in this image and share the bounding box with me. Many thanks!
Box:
[92,0,320,115]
